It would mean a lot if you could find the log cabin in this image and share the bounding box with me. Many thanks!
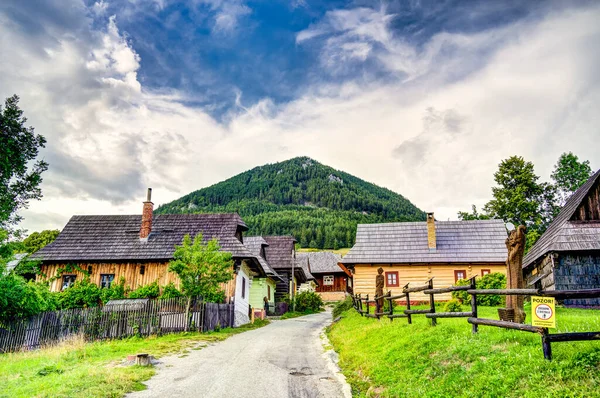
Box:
[31,189,267,326]
[258,236,308,302]
[244,236,284,316]
[297,252,352,302]
[341,214,508,302]
[295,254,317,293]
[523,169,600,308]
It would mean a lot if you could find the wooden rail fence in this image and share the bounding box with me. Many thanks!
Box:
[351,277,600,360]
[0,297,235,353]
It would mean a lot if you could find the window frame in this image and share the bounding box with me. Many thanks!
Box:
[323,275,334,286]
[100,274,115,289]
[481,269,491,277]
[267,285,271,300]
[385,271,399,287]
[241,277,246,299]
[62,275,76,290]
[454,270,467,283]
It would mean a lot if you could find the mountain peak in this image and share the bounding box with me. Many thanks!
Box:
[156,157,425,249]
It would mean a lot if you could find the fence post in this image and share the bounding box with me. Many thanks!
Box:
[429,279,436,326]
[387,291,393,321]
[365,294,370,316]
[542,328,552,360]
[470,276,478,334]
[404,283,412,325]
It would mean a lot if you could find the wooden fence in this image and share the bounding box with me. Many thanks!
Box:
[0,297,235,353]
[352,277,600,360]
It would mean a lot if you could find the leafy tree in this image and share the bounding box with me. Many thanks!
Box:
[551,152,593,205]
[128,281,160,299]
[0,270,57,325]
[160,282,184,299]
[0,95,48,229]
[22,229,59,253]
[168,234,234,330]
[457,205,490,221]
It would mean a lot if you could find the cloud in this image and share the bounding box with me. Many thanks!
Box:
[0,1,599,234]
[196,0,251,34]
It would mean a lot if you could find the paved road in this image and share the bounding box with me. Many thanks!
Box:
[128,310,351,398]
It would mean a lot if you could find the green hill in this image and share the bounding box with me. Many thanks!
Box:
[156,156,425,249]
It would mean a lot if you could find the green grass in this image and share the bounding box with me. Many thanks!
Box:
[297,248,350,256]
[279,309,323,320]
[328,305,600,398]
[0,320,269,398]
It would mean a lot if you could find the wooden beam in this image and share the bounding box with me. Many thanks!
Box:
[467,289,540,296]
[426,312,473,318]
[467,317,544,333]
[546,332,600,342]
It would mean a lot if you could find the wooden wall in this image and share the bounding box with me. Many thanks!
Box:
[39,262,180,292]
[572,178,600,221]
[314,272,348,293]
[353,263,507,301]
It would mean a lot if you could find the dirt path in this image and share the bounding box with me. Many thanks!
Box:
[127,309,351,398]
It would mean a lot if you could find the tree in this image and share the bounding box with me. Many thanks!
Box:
[551,152,593,205]
[22,229,60,253]
[457,205,490,221]
[168,234,234,330]
[0,95,48,229]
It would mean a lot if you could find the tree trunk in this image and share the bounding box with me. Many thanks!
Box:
[184,296,192,332]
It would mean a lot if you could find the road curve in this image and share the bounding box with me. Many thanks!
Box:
[127,310,351,398]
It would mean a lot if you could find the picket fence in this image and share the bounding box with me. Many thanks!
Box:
[0,297,235,353]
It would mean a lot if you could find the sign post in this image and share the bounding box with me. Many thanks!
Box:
[531,296,556,328]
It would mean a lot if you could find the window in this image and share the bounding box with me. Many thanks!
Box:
[323,275,334,286]
[62,275,76,290]
[100,274,115,289]
[140,265,145,275]
[481,269,491,276]
[385,271,399,287]
[241,277,246,299]
[454,270,467,282]
[267,285,271,300]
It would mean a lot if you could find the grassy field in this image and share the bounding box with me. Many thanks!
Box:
[328,304,600,398]
[0,320,269,398]
[297,248,350,256]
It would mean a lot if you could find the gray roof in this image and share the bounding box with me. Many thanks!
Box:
[244,236,283,281]
[524,169,600,268]
[294,254,315,280]
[262,236,296,269]
[342,219,508,264]
[31,214,260,265]
[6,253,28,272]
[297,252,343,274]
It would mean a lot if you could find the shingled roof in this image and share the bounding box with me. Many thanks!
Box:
[524,169,600,268]
[31,213,259,263]
[294,253,315,280]
[297,252,343,274]
[262,236,297,269]
[244,236,283,281]
[342,219,507,265]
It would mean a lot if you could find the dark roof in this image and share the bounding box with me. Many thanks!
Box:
[342,219,507,264]
[31,213,258,263]
[524,169,600,268]
[297,252,343,274]
[244,236,283,281]
[262,236,297,269]
[294,254,315,280]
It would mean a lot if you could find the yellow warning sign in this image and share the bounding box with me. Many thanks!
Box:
[531,296,556,328]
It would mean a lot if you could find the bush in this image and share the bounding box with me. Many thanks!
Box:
[57,278,102,309]
[0,274,57,324]
[160,282,183,299]
[100,277,127,304]
[128,281,160,299]
[451,272,507,306]
[443,298,463,313]
[293,291,323,312]
[333,296,354,318]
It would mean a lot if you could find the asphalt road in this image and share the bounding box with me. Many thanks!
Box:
[127,310,351,398]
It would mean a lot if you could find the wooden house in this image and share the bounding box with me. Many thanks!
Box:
[341,214,508,301]
[297,252,352,301]
[244,236,283,315]
[31,189,267,326]
[259,236,308,301]
[295,254,317,293]
[523,169,600,308]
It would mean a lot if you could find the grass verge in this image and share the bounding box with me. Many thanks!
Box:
[328,305,600,397]
[0,319,269,398]
[280,309,322,319]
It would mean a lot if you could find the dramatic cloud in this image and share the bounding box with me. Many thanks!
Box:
[0,1,598,233]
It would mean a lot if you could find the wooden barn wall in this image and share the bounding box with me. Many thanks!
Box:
[555,253,600,308]
[572,179,600,221]
[352,263,506,301]
[39,262,179,293]
[314,272,348,292]
[274,270,298,301]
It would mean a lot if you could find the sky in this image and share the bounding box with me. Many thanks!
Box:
[1,0,599,233]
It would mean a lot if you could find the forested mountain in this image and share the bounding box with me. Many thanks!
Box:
[156,157,425,248]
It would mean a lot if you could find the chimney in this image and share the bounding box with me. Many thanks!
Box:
[140,188,153,239]
[426,212,436,251]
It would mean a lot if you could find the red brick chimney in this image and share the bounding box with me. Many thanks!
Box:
[140,188,153,239]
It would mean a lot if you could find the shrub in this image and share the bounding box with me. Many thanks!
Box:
[293,291,323,312]
[100,277,127,304]
[128,281,160,299]
[333,296,354,318]
[160,282,184,299]
[0,274,57,324]
[57,278,102,309]
[451,272,507,306]
[443,298,463,313]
